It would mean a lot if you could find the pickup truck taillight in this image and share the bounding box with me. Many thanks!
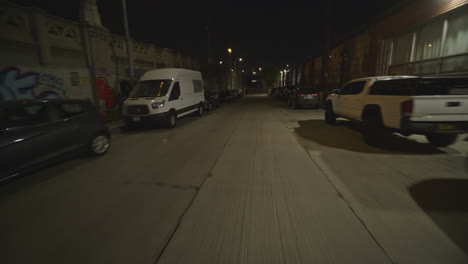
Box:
[401,100,413,117]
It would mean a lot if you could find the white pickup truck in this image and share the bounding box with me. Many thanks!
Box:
[324,76,468,147]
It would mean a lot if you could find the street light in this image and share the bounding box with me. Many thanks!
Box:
[253,72,257,75]
[259,67,262,71]
[239,58,243,62]
[228,48,232,55]
[219,61,223,64]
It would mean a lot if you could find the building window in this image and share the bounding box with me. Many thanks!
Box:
[393,33,413,64]
[414,19,444,61]
[388,7,468,75]
[444,10,468,56]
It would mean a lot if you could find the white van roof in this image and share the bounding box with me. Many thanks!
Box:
[140,68,201,81]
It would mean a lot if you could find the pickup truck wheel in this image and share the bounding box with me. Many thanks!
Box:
[325,104,336,124]
[426,133,458,147]
[363,113,386,146]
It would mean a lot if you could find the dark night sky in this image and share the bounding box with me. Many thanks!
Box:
[9,0,402,68]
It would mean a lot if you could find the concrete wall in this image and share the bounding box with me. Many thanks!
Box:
[0,2,203,120]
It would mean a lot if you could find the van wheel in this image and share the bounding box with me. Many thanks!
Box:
[426,133,458,147]
[363,112,386,146]
[325,103,336,125]
[89,133,110,156]
[166,111,176,128]
[197,104,203,116]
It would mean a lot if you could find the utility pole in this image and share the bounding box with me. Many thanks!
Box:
[122,0,134,77]
[320,0,333,102]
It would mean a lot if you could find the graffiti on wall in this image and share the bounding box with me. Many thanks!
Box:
[96,77,117,109]
[0,67,67,101]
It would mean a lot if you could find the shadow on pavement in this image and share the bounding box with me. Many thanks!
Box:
[410,179,468,255]
[295,119,445,155]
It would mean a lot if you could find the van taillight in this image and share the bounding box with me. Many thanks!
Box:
[401,100,413,116]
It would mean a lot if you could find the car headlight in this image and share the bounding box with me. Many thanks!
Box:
[151,100,165,109]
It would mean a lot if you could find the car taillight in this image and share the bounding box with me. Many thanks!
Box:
[296,93,305,97]
[314,93,320,96]
[401,100,413,116]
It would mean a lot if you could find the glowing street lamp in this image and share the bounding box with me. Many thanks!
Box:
[239,58,243,62]
[253,72,257,75]
[227,48,232,55]
[219,61,223,64]
[259,67,262,71]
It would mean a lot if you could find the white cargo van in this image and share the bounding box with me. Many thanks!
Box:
[122,68,205,128]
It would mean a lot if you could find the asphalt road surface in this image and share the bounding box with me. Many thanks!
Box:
[1,94,467,264]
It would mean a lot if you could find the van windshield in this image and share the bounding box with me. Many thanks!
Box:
[131,80,172,98]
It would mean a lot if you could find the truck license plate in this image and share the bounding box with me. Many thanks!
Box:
[437,124,455,130]
[133,117,141,121]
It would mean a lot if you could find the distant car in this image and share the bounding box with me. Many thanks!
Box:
[269,87,280,97]
[219,90,238,103]
[204,91,220,111]
[0,99,111,181]
[288,86,321,109]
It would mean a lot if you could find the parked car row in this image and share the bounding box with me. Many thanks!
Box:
[0,68,235,182]
[270,85,322,109]
[324,75,468,147]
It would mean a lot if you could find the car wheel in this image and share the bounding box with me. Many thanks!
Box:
[90,133,110,156]
[426,133,458,147]
[362,112,386,146]
[166,111,176,128]
[325,104,336,125]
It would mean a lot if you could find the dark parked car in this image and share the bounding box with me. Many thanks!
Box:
[288,86,321,109]
[203,91,220,111]
[219,90,238,103]
[280,86,294,100]
[0,99,110,181]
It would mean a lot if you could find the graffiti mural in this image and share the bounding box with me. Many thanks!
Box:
[0,67,38,100]
[96,77,117,108]
[0,67,68,101]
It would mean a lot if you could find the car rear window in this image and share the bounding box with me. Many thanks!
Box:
[370,77,468,96]
[416,78,468,95]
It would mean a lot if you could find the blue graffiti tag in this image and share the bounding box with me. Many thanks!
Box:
[0,68,39,101]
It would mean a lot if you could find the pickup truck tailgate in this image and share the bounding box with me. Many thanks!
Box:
[412,95,468,122]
